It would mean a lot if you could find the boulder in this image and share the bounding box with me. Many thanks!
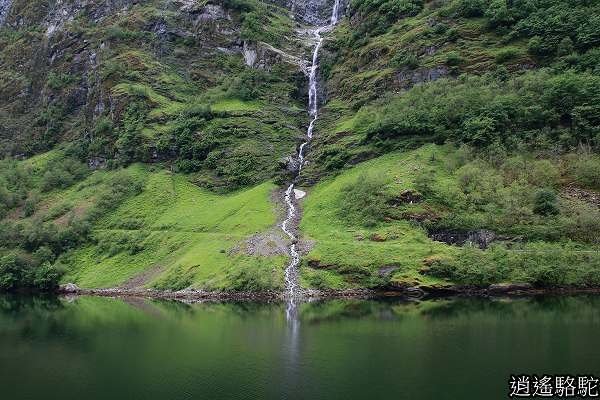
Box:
[378,265,399,277]
[429,229,496,249]
[395,66,449,90]
[488,283,533,294]
[466,230,496,249]
[60,283,80,293]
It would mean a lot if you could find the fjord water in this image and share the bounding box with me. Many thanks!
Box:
[1,296,599,400]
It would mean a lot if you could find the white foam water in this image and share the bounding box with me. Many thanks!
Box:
[282,0,343,319]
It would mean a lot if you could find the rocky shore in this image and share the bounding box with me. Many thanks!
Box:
[58,283,600,302]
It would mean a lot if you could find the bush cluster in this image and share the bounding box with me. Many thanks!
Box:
[0,162,145,291]
[428,243,600,287]
[414,150,600,243]
[337,172,390,227]
[355,70,600,150]
[349,0,424,37]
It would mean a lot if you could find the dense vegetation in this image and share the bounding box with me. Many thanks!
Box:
[0,151,145,290]
[305,0,600,180]
[0,0,304,189]
[297,0,600,289]
[0,0,599,292]
[300,145,600,290]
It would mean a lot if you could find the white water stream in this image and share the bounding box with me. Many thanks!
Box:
[282,0,342,318]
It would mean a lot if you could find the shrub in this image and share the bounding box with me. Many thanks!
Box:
[355,69,600,149]
[91,170,144,218]
[562,204,600,244]
[226,69,269,100]
[0,251,63,291]
[96,230,147,256]
[557,37,575,57]
[116,103,147,164]
[428,243,600,287]
[391,50,419,69]
[576,13,600,49]
[532,188,559,216]
[455,0,485,18]
[23,193,39,217]
[349,0,424,37]
[495,48,520,63]
[226,264,278,291]
[240,11,262,41]
[40,157,89,192]
[414,168,436,197]
[485,0,513,28]
[215,146,265,187]
[427,246,511,285]
[46,72,75,90]
[569,154,600,189]
[445,51,463,66]
[0,253,30,290]
[446,28,459,42]
[338,172,390,227]
[527,36,549,57]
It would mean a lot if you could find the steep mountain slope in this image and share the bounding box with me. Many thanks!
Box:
[0,0,599,293]
[0,0,310,188]
[294,0,600,290]
[0,0,314,291]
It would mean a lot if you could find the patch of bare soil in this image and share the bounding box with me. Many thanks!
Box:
[119,263,166,290]
[232,188,314,257]
[562,184,600,208]
[54,202,90,226]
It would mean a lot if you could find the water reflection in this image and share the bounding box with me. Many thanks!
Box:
[1,294,599,400]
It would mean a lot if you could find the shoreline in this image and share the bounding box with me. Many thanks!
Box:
[55,284,600,302]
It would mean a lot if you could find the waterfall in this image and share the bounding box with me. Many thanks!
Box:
[282,0,342,315]
[330,0,341,25]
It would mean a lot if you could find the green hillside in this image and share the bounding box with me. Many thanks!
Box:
[0,0,599,293]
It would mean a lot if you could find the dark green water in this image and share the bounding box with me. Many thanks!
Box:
[1,295,599,400]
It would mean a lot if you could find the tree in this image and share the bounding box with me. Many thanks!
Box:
[533,189,559,216]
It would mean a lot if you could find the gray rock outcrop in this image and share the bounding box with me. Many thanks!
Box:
[0,0,12,26]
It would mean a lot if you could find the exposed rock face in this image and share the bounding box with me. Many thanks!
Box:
[1,0,311,159]
[243,41,258,67]
[388,189,423,205]
[0,0,12,26]
[395,66,449,90]
[279,0,347,25]
[430,229,496,249]
[196,3,228,20]
[378,265,399,277]
[562,184,600,208]
[88,156,107,170]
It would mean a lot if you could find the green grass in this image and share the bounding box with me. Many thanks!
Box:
[211,99,261,112]
[300,143,600,289]
[299,145,456,289]
[60,166,284,290]
[101,171,277,233]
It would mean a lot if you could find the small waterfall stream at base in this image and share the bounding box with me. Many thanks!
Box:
[282,0,342,322]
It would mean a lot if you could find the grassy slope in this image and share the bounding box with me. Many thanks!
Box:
[303,0,599,182]
[300,145,455,289]
[299,143,600,289]
[55,167,285,290]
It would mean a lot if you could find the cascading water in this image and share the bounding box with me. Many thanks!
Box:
[282,0,342,320]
